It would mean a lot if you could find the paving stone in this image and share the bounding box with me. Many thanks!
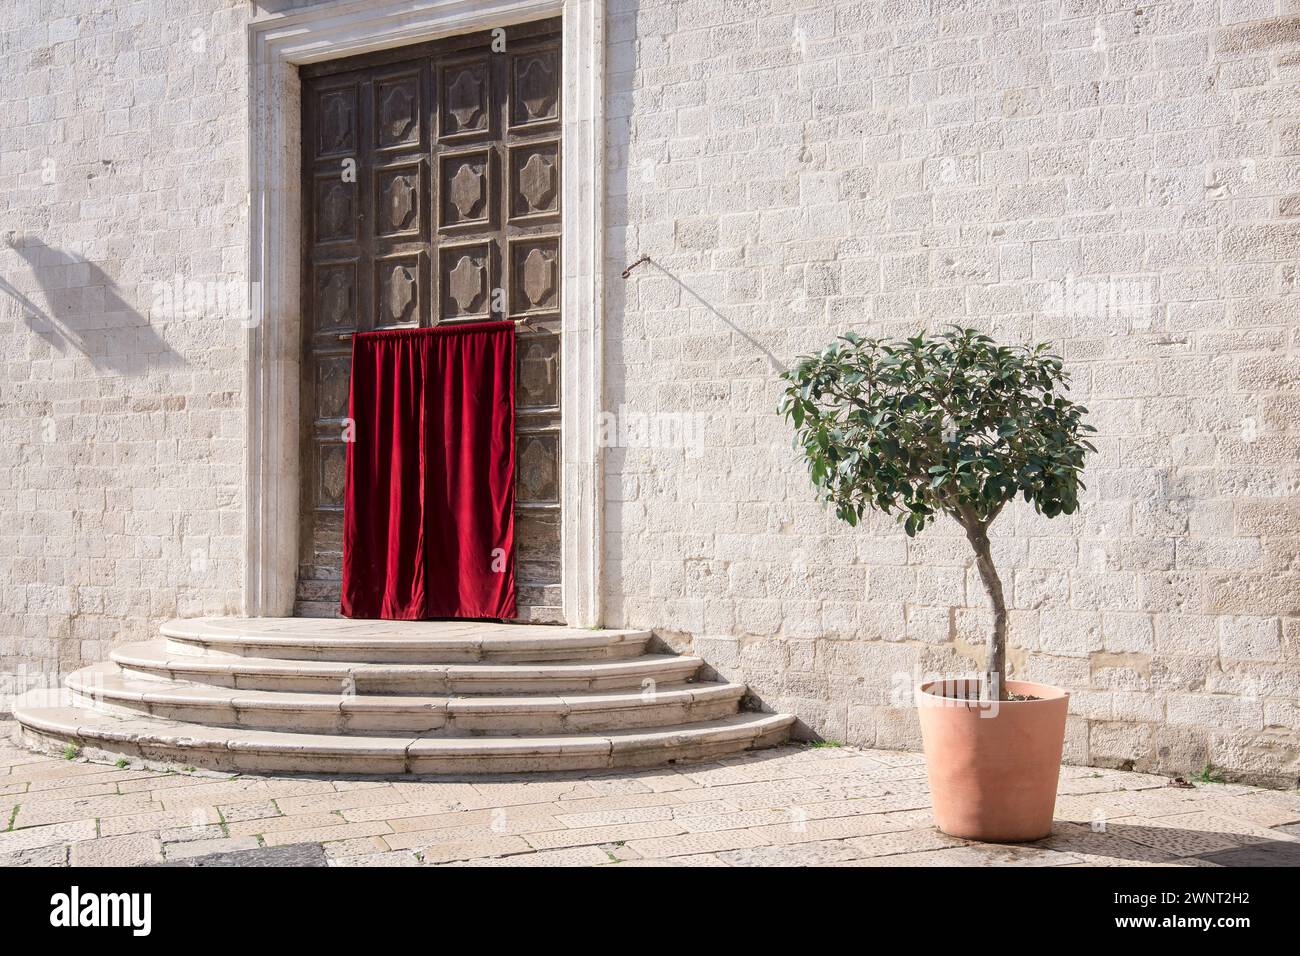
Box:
[163,836,262,861]
[461,781,593,809]
[99,807,221,837]
[437,845,614,867]
[1155,810,1300,844]
[387,781,484,803]
[1057,772,1167,796]
[676,808,794,832]
[848,845,1080,867]
[553,806,676,828]
[845,828,972,858]
[158,783,280,812]
[1056,791,1198,823]
[17,781,122,802]
[717,839,864,867]
[160,823,227,843]
[725,789,837,811]
[625,827,768,859]
[1030,822,1181,864]
[802,797,923,820]
[677,764,808,788]
[14,793,161,828]
[274,787,408,816]
[416,834,532,864]
[613,853,730,867]
[159,842,329,867]
[321,835,390,859]
[0,844,69,866]
[1101,819,1243,857]
[748,812,912,846]
[331,780,393,793]
[522,819,685,850]
[1194,842,1300,866]
[856,751,928,768]
[1222,796,1300,828]
[262,820,393,847]
[327,849,422,867]
[875,808,940,829]
[112,773,200,794]
[544,791,685,814]
[340,800,461,823]
[227,812,346,838]
[0,819,97,855]
[571,777,659,797]
[71,833,163,866]
[671,776,827,805]
[9,763,112,784]
[216,801,283,823]
[627,771,703,794]
[384,805,560,835]
[601,840,641,861]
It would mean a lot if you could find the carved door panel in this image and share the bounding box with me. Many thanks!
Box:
[298,20,563,622]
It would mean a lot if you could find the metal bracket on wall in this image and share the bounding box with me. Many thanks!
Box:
[613,252,788,374]
[621,254,651,279]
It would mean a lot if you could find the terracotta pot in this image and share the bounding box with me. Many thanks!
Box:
[916,678,1069,843]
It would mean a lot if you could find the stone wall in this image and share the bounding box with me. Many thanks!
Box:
[0,0,251,706]
[602,0,1300,785]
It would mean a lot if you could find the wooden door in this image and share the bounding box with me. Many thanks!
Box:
[296,20,563,623]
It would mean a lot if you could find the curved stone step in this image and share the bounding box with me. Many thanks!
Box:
[65,663,745,735]
[13,692,795,774]
[111,642,703,694]
[161,617,652,664]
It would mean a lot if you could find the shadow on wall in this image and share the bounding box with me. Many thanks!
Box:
[1,235,184,376]
[635,257,787,375]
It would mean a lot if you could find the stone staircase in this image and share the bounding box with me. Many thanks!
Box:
[12,618,794,774]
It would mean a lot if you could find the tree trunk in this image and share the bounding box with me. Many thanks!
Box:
[962,517,1008,702]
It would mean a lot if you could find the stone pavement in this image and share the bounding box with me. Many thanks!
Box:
[3,719,1298,867]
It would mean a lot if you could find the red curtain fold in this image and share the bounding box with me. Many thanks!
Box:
[341,322,516,621]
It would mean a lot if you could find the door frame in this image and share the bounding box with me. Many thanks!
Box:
[245,0,605,625]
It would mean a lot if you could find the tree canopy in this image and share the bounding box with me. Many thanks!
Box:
[779,327,1096,537]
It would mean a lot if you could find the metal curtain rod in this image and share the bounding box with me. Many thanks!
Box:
[335,316,534,341]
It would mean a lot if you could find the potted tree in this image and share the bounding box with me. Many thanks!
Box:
[780,327,1095,842]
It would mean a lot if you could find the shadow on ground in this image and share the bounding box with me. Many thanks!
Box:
[1038,820,1300,867]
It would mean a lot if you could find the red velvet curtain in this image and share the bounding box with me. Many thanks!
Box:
[341,322,516,620]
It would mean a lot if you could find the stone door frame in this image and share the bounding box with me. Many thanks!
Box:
[245,0,605,625]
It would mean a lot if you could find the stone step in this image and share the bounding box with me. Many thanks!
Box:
[65,662,746,735]
[161,617,652,664]
[14,692,795,774]
[13,616,799,774]
[293,600,567,623]
[111,641,704,695]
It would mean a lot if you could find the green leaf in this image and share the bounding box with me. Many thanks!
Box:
[779,327,1092,539]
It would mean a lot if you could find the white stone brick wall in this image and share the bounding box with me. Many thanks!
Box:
[603,0,1300,785]
[0,1,250,705]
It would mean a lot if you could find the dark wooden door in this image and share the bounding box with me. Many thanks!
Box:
[297,20,563,622]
